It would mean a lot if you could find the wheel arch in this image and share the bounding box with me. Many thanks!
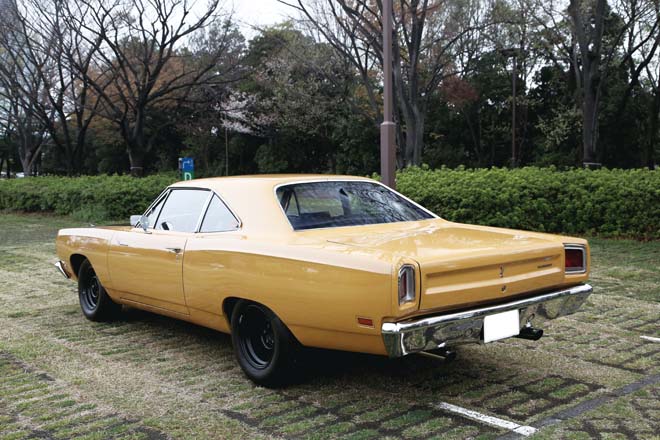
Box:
[70,253,88,278]
[222,296,301,343]
[222,296,241,325]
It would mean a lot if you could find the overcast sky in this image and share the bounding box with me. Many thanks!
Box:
[229,0,293,36]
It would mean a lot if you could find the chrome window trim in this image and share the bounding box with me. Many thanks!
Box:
[155,188,210,233]
[272,178,439,232]
[197,194,243,233]
[564,244,587,274]
[194,191,215,233]
[139,188,171,230]
[142,185,243,234]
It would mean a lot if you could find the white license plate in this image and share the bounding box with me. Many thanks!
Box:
[483,310,520,343]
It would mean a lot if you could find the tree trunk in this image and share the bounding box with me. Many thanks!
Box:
[581,54,602,165]
[412,105,424,166]
[569,0,606,167]
[394,85,425,167]
[582,79,599,164]
[126,110,147,177]
[128,149,145,177]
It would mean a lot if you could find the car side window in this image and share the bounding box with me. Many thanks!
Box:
[200,196,239,232]
[155,189,210,233]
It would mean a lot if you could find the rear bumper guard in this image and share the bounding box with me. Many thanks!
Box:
[54,260,71,279]
[382,284,592,357]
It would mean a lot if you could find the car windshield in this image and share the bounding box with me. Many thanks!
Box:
[276,181,434,230]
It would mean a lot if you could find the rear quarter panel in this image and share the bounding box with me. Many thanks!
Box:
[183,234,394,355]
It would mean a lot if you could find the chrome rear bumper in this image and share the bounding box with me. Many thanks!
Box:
[54,260,71,279]
[382,284,592,357]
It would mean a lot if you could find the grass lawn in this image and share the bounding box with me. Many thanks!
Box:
[0,213,658,439]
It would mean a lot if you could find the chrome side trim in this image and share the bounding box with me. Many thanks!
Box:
[382,284,592,357]
[54,261,71,279]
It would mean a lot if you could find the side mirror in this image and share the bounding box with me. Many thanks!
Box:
[139,215,150,232]
[130,215,141,227]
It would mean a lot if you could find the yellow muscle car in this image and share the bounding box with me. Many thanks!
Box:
[55,175,592,386]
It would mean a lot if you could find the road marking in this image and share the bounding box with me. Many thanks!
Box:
[435,402,537,436]
[640,335,660,343]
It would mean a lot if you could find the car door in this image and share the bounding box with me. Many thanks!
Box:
[182,194,243,321]
[107,188,212,315]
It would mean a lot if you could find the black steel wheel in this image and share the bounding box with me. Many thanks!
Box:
[231,300,296,387]
[78,259,121,321]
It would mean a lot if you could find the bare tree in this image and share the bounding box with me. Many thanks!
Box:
[568,0,610,165]
[282,0,490,167]
[70,0,244,176]
[0,0,108,175]
[533,0,630,165]
[0,0,50,176]
[615,0,660,168]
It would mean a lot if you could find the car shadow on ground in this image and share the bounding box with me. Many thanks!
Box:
[117,304,461,384]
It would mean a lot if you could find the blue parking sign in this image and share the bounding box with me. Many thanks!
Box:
[180,157,194,180]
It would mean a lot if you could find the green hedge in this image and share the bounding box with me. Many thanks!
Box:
[0,174,177,222]
[396,167,659,239]
[0,168,658,238]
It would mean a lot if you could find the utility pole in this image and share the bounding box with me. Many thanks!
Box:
[225,127,229,176]
[380,0,396,189]
[500,48,521,167]
[511,53,517,168]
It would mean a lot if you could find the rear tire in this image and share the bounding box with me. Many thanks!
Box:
[231,300,296,387]
[78,259,121,321]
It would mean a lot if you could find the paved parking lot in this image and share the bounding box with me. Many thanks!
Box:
[0,213,658,439]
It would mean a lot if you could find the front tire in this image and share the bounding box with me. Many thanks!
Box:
[231,300,296,387]
[78,259,121,321]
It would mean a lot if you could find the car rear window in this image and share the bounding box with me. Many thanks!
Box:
[276,181,434,230]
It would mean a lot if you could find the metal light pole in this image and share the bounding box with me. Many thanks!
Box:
[225,126,229,176]
[511,53,517,168]
[500,48,520,168]
[380,0,396,189]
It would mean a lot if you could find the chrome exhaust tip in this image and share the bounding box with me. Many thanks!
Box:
[516,326,544,341]
[419,347,457,362]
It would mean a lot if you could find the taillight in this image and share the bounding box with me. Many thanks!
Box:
[398,265,416,304]
[564,245,586,273]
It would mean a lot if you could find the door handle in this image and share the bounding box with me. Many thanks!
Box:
[117,242,129,247]
[165,247,182,254]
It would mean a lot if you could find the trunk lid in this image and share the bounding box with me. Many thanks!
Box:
[326,222,564,312]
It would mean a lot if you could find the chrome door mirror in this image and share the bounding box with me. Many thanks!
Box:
[139,215,150,232]
[130,215,141,227]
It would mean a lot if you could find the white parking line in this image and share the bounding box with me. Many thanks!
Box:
[436,402,537,436]
[640,335,660,343]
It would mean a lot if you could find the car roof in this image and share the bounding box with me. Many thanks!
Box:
[170,174,373,189]
[169,175,377,235]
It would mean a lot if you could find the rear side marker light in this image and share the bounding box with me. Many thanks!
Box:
[564,245,586,273]
[357,317,373,327]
